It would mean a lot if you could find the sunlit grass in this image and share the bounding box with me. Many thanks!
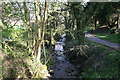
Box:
[98,36,106,38]
[94,33,120,44]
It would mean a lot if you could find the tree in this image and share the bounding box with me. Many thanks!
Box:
[66,2,93,45]
[36,1,48,62]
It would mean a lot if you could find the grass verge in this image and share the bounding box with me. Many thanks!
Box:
[93,33,120,44]
[81,40,120,78]
[65,39,120,78]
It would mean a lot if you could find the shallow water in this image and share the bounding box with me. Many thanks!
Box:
[55,43,64,51]
[52,54,79,78]
[50,38,79,78]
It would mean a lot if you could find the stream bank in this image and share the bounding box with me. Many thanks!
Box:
[64,38,120,78]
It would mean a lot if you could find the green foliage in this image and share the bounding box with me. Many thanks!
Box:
[2,27,25,40]
[94,2,120,26]
[2,1,120,79]
[26,56,50,78]
[2,41,29,78]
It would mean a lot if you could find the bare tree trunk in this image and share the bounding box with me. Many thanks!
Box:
[37,28,42,63]
[36,1,48,63]
[34,1,42,62]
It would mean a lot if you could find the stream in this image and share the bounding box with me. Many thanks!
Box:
[49,36,80,79]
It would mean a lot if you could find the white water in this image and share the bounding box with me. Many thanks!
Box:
[55,43,64,52]
[54,37,66,52]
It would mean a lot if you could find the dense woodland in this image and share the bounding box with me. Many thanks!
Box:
[0,1,120,79]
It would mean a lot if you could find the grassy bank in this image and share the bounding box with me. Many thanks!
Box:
[93,33,120,44]
[81,40,120,78]
[65,39,120,78]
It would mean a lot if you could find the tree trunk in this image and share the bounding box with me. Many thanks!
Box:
[0,2,3,47]
[115,13,120,33]
[37,28,41,62]
[23,2,31,53]
[94,16,97,29]
[36,1,48,63]
[76,19,85,45]
[23,2,30,24]
[70,3,85,45]
[117,13,120,29]
[118,14,120,29]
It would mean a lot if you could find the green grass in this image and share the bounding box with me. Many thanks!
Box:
[81,40,120,78]
[66,39,120,78]
[94,33,120,44]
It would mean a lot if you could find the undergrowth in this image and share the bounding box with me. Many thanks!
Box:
[66,39,120,78]
[1,41,51,79]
